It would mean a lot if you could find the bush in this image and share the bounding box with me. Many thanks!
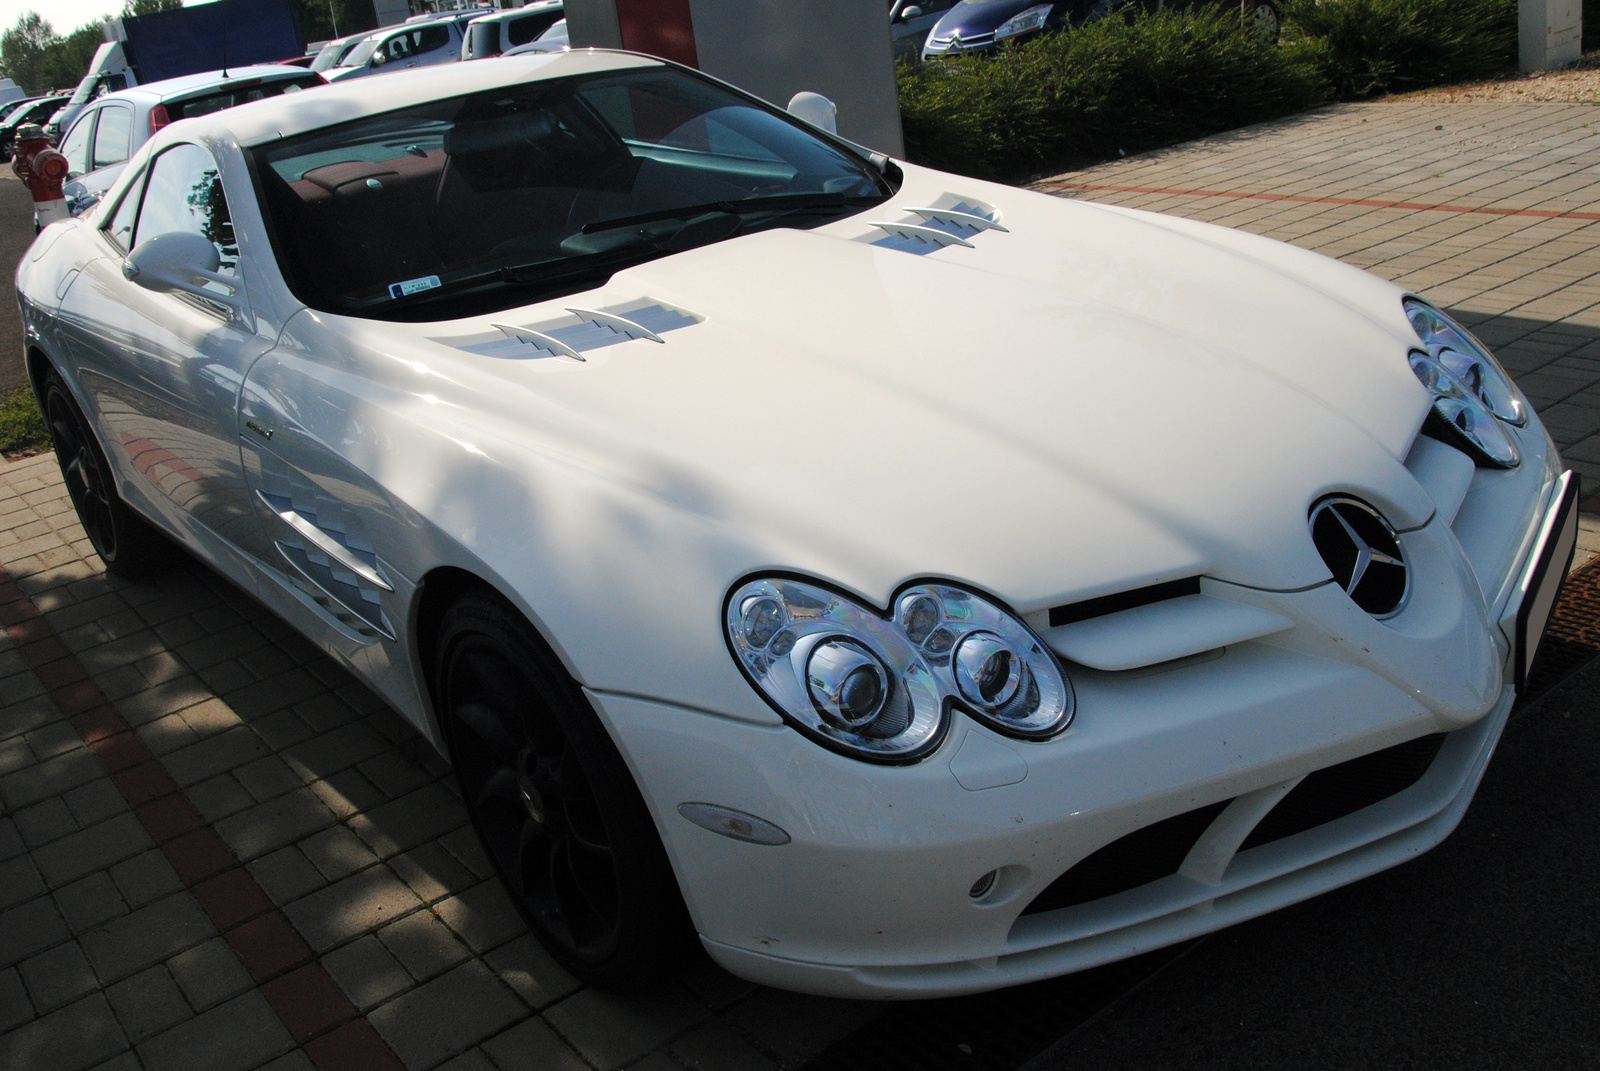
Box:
[0,387,48,460]
[1280,0,1518,99]
[898,7,1332,181]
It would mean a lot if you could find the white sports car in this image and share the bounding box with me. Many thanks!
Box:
[16,50,1579,998]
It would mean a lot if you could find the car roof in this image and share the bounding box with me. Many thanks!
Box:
[467,1,561,25]
[187,48,659,148]
[110,66,316,105]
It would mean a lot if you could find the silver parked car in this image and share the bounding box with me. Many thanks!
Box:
[461,1,564,59]
[55,66,325,219]
[327,18,468,81]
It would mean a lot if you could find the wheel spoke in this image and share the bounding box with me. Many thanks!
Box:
[516,815,552,901]
[549,840,606,949]
[454,699,521,760]
[462,648,531,717]
[563,795,612,859]
[473,763,522,812]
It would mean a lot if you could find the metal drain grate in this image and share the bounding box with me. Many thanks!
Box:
[797,556,1600,1071]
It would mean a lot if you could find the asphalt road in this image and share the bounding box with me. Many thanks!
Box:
[1026,658,1600,1071]
[0,172,35,392]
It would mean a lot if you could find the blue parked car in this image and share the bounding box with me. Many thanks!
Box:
[921,0,1279,61]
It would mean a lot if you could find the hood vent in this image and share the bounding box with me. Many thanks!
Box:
[459,302,701,361]
[868,200,1005,256]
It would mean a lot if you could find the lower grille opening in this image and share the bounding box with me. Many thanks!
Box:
[1020,799,1232,916]
[1239,733,1448,852]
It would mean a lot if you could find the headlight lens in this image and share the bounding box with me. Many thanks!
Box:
[1409,350,1520,468]
[1404,298,1526,426]
[995,4,1052,39]
[726,578,1073,762]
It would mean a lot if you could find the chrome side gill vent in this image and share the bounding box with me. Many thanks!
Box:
[256,478,396,641]
[868,200,1006,256]
[462,302,701,361]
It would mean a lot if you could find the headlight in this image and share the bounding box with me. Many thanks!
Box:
[1408,350,1520,468]
[995,4,1052,40]
[1405,298,1526,426]
[725,578,1074,763]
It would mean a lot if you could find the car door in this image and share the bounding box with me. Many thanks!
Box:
[57,106,98,180]
[410,24,457,68]
[53,141,275,549]
[65,101,134,215]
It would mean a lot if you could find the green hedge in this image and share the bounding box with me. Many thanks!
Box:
[898,0,1524,181]
[900,7,1331,181]
[0,388,47,460]
[1281,0,1518,100]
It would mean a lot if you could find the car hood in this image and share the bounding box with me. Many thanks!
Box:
[334,170,1436,613]
[932,0,1050,35]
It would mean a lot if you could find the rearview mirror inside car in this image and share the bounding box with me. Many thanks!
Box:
[122,231,244,318]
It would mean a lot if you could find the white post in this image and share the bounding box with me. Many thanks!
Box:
[1520,0,1583,73]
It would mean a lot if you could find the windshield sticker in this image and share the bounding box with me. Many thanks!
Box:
[389,275,442,299]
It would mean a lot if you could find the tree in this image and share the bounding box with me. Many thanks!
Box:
[122,0,183,15]
[0,13,59,95]
[289,0,376,46]
[36,22,111,92]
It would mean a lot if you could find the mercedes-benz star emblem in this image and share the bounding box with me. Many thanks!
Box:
[1309,497,1409,618]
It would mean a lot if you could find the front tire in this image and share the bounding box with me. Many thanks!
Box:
[435,589,695,989]
[42,370,178,579]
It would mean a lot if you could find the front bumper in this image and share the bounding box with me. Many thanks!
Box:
[590,446,1568,998]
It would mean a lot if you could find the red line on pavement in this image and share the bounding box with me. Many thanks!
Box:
[0,561,405,1071]
[1040,182,1600,221]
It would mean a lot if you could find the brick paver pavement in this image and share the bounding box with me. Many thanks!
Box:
[4,98,1600,1071]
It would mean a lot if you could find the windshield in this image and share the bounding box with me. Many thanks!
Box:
[311,40,347,73]
[251,66,893,321]
[69,75,97,106]
[341,38,380,67]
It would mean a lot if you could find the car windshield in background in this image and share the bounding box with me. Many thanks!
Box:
[250,67,892,321]
[170,75,325,121]
[340,39,380,67]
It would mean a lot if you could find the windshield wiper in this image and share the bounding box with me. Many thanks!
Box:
[577,192,881,236]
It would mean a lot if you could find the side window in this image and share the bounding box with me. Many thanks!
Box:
[506,14,555,46]
[58,111,96,178]
[417,25,450,53]
[386,33,412,59]
[104,167,147,253]
[132,144,237,280]
[92,105,132,170]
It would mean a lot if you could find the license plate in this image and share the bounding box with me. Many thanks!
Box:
[1515,471,1581,690]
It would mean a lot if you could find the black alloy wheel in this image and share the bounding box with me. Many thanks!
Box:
[436,590,693,988]
[42,371,175,578]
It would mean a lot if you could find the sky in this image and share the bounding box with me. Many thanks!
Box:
[0,0,142,42]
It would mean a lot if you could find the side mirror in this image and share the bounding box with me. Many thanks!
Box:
[371,51,388,66]
[122,231,244,318]
[787,92,838,135]
[900,5,923,20]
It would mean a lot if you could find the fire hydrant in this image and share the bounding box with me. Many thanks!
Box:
[11,124,71,228]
